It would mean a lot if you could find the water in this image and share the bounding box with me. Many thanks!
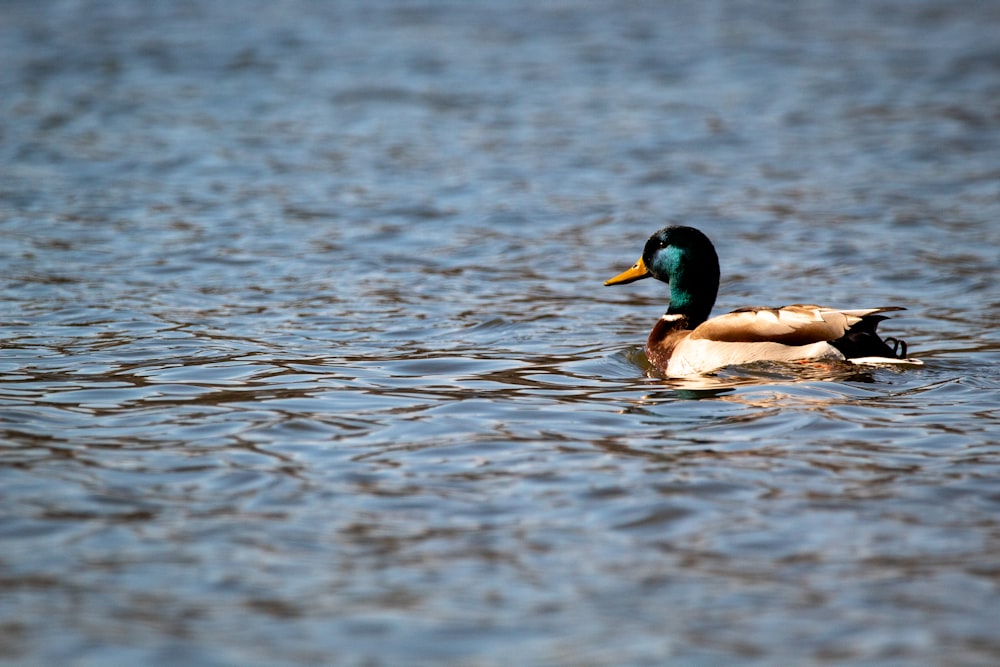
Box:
[2,1,1000,664]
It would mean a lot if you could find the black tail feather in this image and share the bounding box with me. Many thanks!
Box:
[830,315,908,359]
[882,337,908,358]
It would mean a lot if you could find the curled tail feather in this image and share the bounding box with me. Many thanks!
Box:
[830,314,908,360]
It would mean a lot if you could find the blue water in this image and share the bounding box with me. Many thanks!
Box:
[2,1,1000,665]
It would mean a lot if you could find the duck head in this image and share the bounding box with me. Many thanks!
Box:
[605,225,721,326]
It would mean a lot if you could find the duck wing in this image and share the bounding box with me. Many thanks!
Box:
[689,305,904,345]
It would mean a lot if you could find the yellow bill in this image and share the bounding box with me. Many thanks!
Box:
[604,257,651,286]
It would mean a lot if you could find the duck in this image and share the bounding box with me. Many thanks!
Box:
[605,225,916,377]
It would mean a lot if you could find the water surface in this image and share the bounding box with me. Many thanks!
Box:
[2,1,1000,665]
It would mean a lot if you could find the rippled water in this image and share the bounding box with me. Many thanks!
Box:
[3,1,1000,665]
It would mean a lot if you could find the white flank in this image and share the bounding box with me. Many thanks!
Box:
[665,339,843,377]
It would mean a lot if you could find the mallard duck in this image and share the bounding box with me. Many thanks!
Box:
[605,225,916,377]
